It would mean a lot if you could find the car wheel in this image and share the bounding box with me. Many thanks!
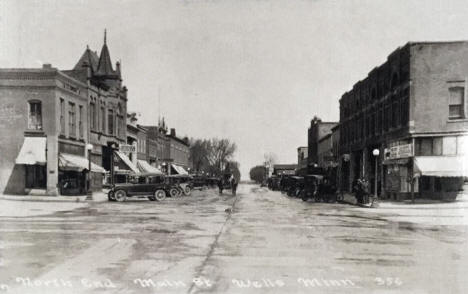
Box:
[154,189,166,201]
[108,191,116,201]
[114,190,127,202]
[183,186,191,196]
[170,187,181,198]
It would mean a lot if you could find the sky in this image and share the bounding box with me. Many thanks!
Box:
[2,0,468,178]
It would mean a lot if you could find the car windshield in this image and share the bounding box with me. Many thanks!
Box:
[148,176,164,184]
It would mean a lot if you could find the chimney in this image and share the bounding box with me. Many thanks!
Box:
[170,128,176,137]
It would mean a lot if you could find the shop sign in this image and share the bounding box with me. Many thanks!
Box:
[120,144,136,153]
[384,143,413,160]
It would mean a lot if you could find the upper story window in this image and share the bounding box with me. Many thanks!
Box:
[60,98,65,135]
[448,87,465,119]
[68,102,76,138]
[28,100,42,130]
[108,109,114,136]
[79,105,83,139]
[90,102,96,131]
[100,106,105,132]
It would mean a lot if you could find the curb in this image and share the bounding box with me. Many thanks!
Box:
[0,195,88,203]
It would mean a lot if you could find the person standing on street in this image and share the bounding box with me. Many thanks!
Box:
[218,176,224,195]
[230,175,238,196]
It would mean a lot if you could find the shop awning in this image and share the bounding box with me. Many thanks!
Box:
[414,156,468,177]
[59,153,106,173]
[15,137,46,165]
[137,160,163,174]
[171,164,189,175]
[115,151,140,173]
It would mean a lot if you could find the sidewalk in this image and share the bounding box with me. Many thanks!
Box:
[339,192,468,208]
[0,190,110,203]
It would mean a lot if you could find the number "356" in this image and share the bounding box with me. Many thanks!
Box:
[375,277,403,286]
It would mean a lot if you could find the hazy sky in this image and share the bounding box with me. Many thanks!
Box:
[2,0,468,178]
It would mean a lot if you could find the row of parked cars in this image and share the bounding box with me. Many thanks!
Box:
[107,173,219,202]
[267,172,338,202]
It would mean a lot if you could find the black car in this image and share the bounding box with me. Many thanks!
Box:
[108,173,167,202]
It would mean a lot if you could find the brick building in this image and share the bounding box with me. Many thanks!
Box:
[0,32,127,195]
[339,41,468,200]
[166,128,190,174]
[297,146,308,169]
[307,117,338,166]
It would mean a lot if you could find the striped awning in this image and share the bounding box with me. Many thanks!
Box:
[115,151,140,174]
[137,160,163,174]
[171,164,189,175]
[15,137,46,165]
[414,156,468,177]
[59,153,106,173]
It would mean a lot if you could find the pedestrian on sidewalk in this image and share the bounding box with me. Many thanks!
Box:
[218,176,224,195]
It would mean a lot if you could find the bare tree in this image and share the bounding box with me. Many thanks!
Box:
[263,152,278,166]
[189,137,237,176]
[207,138,237,171]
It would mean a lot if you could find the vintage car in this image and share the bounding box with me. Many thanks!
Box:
[301,174,323,202]
[287,176,304,197]
[166,175,193,196]
[108,173,167,202]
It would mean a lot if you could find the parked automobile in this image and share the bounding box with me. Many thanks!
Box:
[166,175,193,196]
[287,176,304,197]
[301,174,323,202]
[108,173,166,202]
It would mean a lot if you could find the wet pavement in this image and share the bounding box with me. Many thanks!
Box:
[0,184,467,293]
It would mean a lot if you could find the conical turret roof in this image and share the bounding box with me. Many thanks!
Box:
[73,45,99,72]
[96,30,118,78]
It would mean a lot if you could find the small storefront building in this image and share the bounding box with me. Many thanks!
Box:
[413,155,467,201]
[58,153,106,195]
[15,136,48,193]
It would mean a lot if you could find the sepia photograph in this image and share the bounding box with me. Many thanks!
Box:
[0,0,467,293]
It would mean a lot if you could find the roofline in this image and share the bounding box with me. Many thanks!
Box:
[338,40,468,103]
[167,134,189,146]
[318,133,332,142]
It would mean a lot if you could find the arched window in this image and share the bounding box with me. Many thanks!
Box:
[28,100,42,130]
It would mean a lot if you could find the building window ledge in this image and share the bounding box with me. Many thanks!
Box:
[24,130,45,136]
[447,118,468,123]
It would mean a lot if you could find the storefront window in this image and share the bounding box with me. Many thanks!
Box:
[457,136,467,155]
[433,137,442,155]
[416,138,433,156]
[443,136,457,155]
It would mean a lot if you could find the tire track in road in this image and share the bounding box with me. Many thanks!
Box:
[187,189,241,294]
[8,238,136,294]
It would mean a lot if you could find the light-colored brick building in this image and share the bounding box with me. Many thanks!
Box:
[0,32,128,195]
[339,41,468,200]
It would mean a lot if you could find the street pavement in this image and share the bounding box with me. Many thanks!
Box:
[0,184,467,294]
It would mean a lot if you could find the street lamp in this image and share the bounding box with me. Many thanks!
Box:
[85,143,93,199]
[372,149,380,202]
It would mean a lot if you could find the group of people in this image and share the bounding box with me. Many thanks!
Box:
[218,174,238,196]
[352,178,371,204]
